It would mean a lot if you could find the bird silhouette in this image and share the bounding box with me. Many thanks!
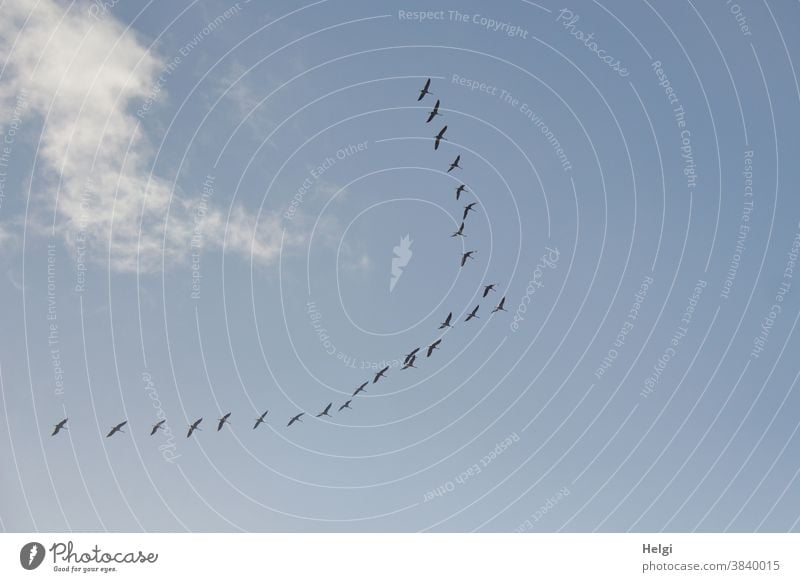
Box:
[418,78,432,101]
[450,222,466,238]
[447,155,461,173]
[338,400,352,412]
[492,297,508,313]
[187,418,202,438]
[434,125,447,150]
[465,305,480,321]
[373,365,390,383]
[253,410,269,430]
[316,403,333,418]
[353,381,368,396]
[462,202,478,220]
[461,250,477,267]
[483,283,496,298]
[455,184,468,200]
[426,99,440,122]
[106,421,127,438]
[150,419,166,436]
[404,347,420,364]
[427,339,442,357]
[402,354,418,369]
[439,312,453,329]
[217,412,231,431]
[287,412,304,427]
[51,418,68,436]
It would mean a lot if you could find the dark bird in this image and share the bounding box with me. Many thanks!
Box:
[187,418,202,438]
[338,400,352,412]
[51,418,68,436]
[427,339,442,357]
[492,297,508,313]
[455,184,468,200]
[353,382,368,396]
[373,365,390,383]
[450,222,466,238]
[439,312,453,329]
[426,99,441,122]
[465,305,480,321]
[106,420,127,438]
[217,412,231,431]
[460,250,477,267]
[253,410,269,430]
[402,354,418,369]
[316,403,333,418]
[417,77,432,101]
[447,155,461,173]
[462,202,478,220]
[404,347,420,364]
[434,125,447,150]
[150,419,166,436]
[483,283,496,298]
[287,412,304,427]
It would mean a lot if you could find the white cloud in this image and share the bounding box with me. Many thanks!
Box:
[0,0,295,273]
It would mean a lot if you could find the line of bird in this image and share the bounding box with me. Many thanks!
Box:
[48,79,509,442]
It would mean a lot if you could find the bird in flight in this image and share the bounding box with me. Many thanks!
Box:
[402,354,418,369]
[150,419,166,436]
[450,222,466,238]
[483,283,496,298]
[51,418,68,436]
[434,125,447,150]
[461,250,477,267]
[373,365,390,383]
[106,421,127,438]
[353,382,368,396]
[427,339,442,357]
[187,418,203,438]
[447,155,461,173]
[316,403,333,418]
[404,347,420,364]
[426,99,441,122]
[418,78,432,101]
[287,412,304,427]
[462,202,478,220]
[253,410,269,430]
[455,184,468,200]
[465,305,480,321]
[217,412,232,431]
[492,297,508,313]
[338,400,353,412]
[439,312,453,329]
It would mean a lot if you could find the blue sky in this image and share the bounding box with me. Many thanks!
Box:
[1,0,800,532]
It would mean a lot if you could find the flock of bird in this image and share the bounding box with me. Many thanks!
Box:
[48,78,509,442]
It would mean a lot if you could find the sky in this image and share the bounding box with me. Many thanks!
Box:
[1,0,800,532]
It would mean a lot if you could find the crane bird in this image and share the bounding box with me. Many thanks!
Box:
[287,412,304,427]
[417,78,432,101]
[434,125,447,150]
[253,410,269,430]
[51,418,68,436]
[402,354,418,369]
[316,403,333,418]
[455,184,468,200]
[462,202,478,220]
[217,412,231,431]
[483,283,496,298]
[404,347,420,364]
[465,305,480,321]
[106,420,127,438]
[492,297,508,313]
[373,365,390,383]
[427,339,442,357]
[426,99,441,122]
[460,250,477,267]
[447,155,461,173]
[338,400,353,412]
[187,418,202,438]
[150,419,166,436]
[450,222,466,238]
[439,312,453,329]
[353,381,368,396]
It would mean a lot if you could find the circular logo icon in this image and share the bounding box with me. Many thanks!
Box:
[20,542,45,570]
